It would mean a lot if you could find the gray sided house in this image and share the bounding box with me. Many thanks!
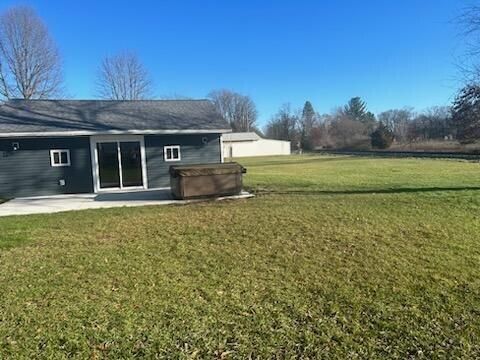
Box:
[0,100,230,198]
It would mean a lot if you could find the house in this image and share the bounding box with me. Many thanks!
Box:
[223,132,291,158]
[0,99,231,198]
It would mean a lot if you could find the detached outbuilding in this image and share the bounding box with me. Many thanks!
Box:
[0,99,231,198]
[222,132,291,158]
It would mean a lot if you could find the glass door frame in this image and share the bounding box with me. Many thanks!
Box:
[90,135,148,193]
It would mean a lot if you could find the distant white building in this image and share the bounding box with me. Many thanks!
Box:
[222,132,291,158]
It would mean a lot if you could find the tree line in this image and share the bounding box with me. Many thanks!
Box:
[262,99,457,151]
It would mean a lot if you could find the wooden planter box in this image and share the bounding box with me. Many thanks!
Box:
[169,163,247,200]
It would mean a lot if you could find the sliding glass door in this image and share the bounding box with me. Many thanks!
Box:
[120,142,143,187]
[97,142,121,189]
[96,140,144,190]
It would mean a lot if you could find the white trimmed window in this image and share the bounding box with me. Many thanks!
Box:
[164,145,181,162]
[50,149,71,167]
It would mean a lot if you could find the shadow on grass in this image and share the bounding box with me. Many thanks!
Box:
[94,189,172,202]
[252,186,480,196]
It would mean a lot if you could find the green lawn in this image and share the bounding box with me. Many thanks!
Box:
[1,155,480,358]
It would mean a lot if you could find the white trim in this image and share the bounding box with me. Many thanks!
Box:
[90,135,148,193]
[0,129,232,138]
[117,141,124,190]
[220,135,225,163]
[90,137,99,192]
[164,145,181,162]
[50,149,71,167]
[139,138,148,189]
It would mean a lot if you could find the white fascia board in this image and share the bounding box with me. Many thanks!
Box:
[0,129,232,138]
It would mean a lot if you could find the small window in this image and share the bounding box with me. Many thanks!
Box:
[50,149,71,167]
[164,145,181,162]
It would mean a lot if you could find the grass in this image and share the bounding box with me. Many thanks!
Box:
[390,140,480,152]
[241,154,480,194]
[1,155,480,358]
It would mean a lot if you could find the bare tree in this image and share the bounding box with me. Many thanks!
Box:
[329,109,369,149]
[456,4,480,82]
[0,6,64,99]
[402,110,449,143]
[310,113,334,149]
[459,4,480,52]
[377,108,414,142]
[264,103,299,147]
[96,52,153,100]
[208,89,258,132]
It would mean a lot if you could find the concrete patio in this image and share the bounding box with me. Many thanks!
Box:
[0,189,254,217]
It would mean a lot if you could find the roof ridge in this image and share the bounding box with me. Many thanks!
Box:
[7,98,211,102]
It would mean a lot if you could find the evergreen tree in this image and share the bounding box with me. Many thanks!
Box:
[343,97,376,133]
[371,122,394,149]
[451,84,480,143]
[302,101,315,125]
[343,97,368,122]
[300,101,316,151]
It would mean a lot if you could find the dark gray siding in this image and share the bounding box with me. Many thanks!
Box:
[0,137,93,198]
[145,134,221,188]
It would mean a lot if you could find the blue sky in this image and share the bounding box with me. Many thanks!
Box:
[0,0,470,125]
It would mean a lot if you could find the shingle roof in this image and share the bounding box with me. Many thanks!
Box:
[222,132,261,142]
[0,99,231,136]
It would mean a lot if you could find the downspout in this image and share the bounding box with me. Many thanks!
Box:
[220,134,225,163]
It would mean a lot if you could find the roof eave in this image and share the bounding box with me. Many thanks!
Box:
[223,139,259,142]
[0,128,232,138]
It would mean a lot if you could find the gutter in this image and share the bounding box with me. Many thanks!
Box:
[0,128,232,138]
